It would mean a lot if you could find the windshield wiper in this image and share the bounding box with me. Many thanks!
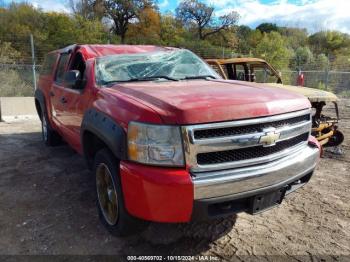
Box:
[101,76,178,85]
[181,75,217,80]
[131,76,179,81]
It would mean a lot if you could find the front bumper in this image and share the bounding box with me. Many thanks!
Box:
[120,144,319,223]
[192,145,319,200]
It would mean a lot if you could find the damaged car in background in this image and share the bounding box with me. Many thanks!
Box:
[206,58,344,147]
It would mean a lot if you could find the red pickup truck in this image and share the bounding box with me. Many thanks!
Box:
[35,44,320,236]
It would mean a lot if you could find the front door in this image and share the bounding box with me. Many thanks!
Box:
[56,51,92,153]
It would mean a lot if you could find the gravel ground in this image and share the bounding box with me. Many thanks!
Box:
[0,101,349,260]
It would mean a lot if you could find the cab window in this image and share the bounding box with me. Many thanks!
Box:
[55,53,70,83]
[41,53,57,76]
[68,52,86,89]
[250,63,279,83]
[234,64,247,81]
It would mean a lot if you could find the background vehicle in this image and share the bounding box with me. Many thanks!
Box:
[206,58,344,147]
[35,45,320,236]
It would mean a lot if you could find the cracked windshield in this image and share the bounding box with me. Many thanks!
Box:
[95,49,220,84]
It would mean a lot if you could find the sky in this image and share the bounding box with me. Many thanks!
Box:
[2,0,350,34]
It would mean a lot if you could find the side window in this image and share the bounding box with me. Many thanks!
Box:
[235,64,246,81]
[40,53,57,76]
[251,64,279,83]
[69,52,86,89]
[55,53,70,83]
[69,52,86,80]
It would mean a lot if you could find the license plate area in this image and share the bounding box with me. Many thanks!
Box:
[249,188,286,214]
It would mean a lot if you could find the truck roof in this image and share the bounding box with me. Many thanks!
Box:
[49,44,176,59]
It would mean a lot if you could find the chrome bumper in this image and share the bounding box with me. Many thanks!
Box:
[192,145,319,200]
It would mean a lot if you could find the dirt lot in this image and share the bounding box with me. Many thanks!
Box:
[0,101,349,260]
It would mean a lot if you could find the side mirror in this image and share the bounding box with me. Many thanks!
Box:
[64,70,81,89]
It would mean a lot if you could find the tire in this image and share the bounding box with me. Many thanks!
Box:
[94,148,147,236]
[41,110,61,146]
[325,130,344,147]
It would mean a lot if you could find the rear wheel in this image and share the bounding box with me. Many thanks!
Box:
[41,111,61,146]
[94,148,147,236]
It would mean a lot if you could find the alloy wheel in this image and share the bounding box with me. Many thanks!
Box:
[96,163,119,226]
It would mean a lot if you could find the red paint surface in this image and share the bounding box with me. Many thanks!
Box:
[110,79,310,125]
[120,161,193,222]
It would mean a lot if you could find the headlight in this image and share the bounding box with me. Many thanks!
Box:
[127,122,184,166]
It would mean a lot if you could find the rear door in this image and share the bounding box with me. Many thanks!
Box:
[50,52,71,137]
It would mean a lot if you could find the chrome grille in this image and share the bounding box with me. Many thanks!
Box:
[182,109,312,173]
[197,133,309,165]
[194,114,310,140]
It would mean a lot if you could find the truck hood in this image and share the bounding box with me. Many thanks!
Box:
[109,79,310,125]
[266,83,338,103]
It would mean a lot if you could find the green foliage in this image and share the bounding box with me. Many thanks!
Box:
[0,68,34,96]
[254,32,293,70]
[280,27,308,50]
[294,46,313,66]
[316,81,334,93]
[0,42,21,63]
[159,13,185,46]
[315,54,329,71]
[0,42,34,96]
[309,31,350,56]
[256,23,279,33]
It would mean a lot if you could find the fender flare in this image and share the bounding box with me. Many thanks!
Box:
[81,108,128,166]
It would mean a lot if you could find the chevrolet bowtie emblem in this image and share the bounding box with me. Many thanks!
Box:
[259,129,281,147]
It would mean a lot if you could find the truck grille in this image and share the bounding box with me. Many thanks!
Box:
[197,133,309,165]
[194,114,310,140]
[182,109,312,173]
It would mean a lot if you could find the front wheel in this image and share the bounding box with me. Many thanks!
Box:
[41,111,61,146]
[94,148,147,236]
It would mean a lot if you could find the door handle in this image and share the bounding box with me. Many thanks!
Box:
[49,91,55,97]
[60,97,67,104]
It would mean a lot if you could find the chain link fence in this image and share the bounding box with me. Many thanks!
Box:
[0,36,349,97]
[0,64,41,97]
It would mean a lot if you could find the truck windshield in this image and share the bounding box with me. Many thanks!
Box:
[95,49,220,85]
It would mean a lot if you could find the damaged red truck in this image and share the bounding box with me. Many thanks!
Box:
[35,44,321,236]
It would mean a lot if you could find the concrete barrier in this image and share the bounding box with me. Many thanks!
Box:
[0,97,39,122]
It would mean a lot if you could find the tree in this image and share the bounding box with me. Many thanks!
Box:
[74,15,108,44]
[126,6,161,44]
[175,0,239,40]
[254,31,293,70]
[309,31,350,56]
[70,0,104,20]
[70,0,92,19]
[0,2,46,63]
[256,23,279,33]
[235,25,253,54]
[315,54,329,71]
[279,27,308,50]
[159,13,185,46]
[102,0,154,43]
[0,42,21,63]
[294,46,313,68]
